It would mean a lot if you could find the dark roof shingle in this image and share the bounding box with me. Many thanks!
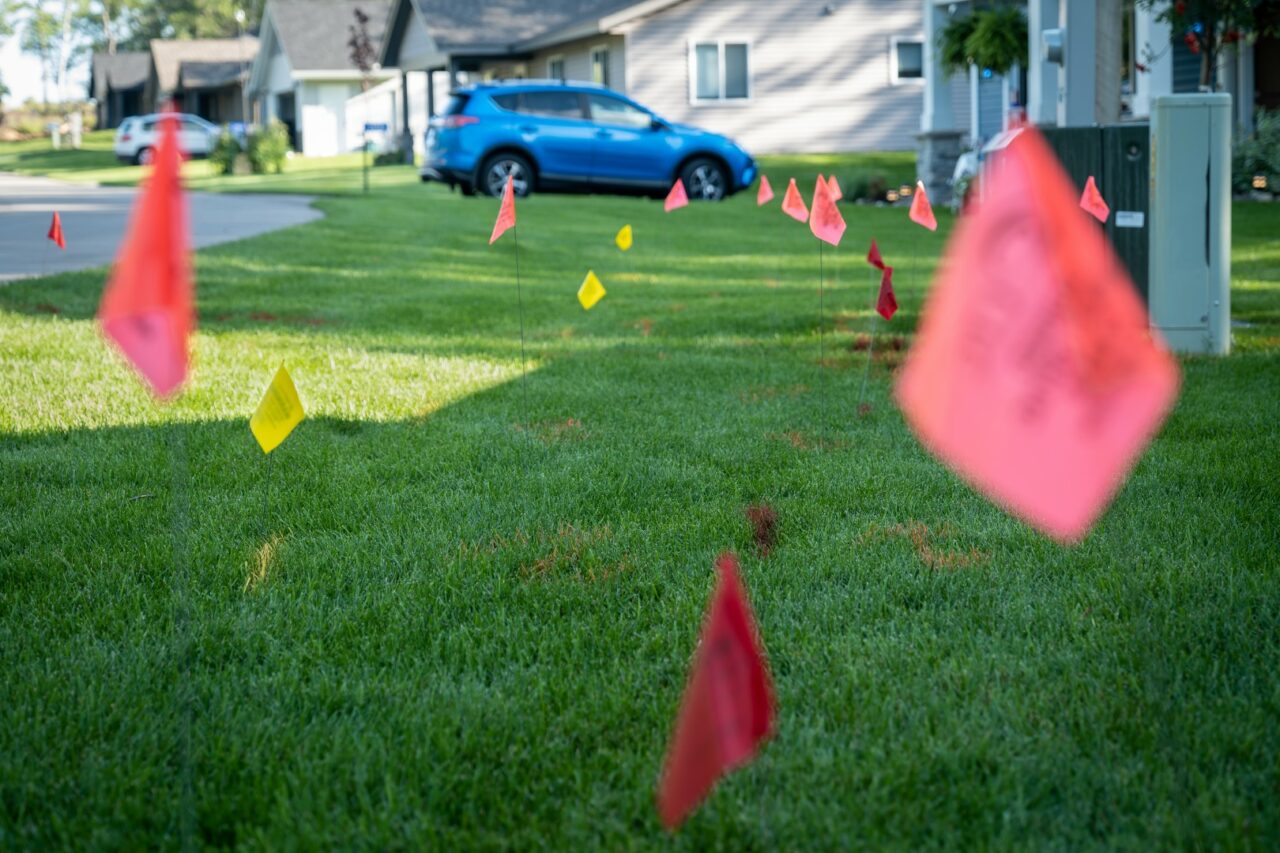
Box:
[151,37,259,93]
[269,0,392,71]
[91,51,150,97]
[411,0,641,51]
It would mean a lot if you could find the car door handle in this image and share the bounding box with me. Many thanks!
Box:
[518,125,537,134]
[595,129,612,138]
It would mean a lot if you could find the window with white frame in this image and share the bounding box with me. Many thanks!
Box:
[548,55,565,81]
[591,47,610,85]
[891,36,925,83]
[690,40,750,102]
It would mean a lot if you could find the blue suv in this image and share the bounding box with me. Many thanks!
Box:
[420,80,756,201]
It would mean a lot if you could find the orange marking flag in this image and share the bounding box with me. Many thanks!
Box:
[97,112,193,399]
[657,552,775,831]
[1079,175,1110,223]
[664,178,689,212]
[876,265,897,320]
[47,211,65,250]
[894,126,1180,543]
[756,174,774,206]
[827,174,843,201]
[489,176,516,244]
[780,178,808,223]
[908,180,937,231]
[809,176,846,246]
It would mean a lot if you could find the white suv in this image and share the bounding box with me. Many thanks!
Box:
[114,113,221,165]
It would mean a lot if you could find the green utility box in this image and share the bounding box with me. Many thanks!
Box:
[1039,125,1150,304]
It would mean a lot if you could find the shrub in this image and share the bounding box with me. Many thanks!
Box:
[248,120,290,174]
[209,130,240,175]
[373,146,407,167]
[1233,109,1280,194]
[848,172,890,203]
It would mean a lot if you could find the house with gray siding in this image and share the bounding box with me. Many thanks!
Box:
[247,0,396,156]
[378,0,926,155]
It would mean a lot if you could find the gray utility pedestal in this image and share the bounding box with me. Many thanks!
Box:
[1149,93,1232,355]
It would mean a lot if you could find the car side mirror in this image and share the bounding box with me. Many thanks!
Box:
[649,117,667,131]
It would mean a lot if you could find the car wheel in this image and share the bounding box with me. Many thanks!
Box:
[134,147,154,166]
[479,153,533,198]
[681,157,727,201]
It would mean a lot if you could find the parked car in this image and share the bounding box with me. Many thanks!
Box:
[420,80,757,200]
[114,113,221,165]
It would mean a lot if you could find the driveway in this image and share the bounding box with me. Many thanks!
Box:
[0,174,324,283]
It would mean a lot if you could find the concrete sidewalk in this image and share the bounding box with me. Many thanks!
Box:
[0,173,324,283]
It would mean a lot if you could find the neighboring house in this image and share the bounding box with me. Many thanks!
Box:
[247,0,396,157]
[88,51,150,128]
[146,37,259,122]
[378,0,926,155]
[919,0,1280,201]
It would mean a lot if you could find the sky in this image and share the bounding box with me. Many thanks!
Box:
[2,39,91,107]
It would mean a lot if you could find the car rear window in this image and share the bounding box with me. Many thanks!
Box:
[491,93,519,112]
[443,94,470,116]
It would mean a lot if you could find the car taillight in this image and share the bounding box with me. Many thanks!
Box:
[438,115,479,129]
[120,133,131,142]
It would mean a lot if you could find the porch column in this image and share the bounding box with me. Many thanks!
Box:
[1027,0,1059,125]
[1058,0,1097,126]
[917,0,963,204]
[400,70,413,163]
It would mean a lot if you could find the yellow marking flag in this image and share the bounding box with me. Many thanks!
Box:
[250,365,304,454]
[578,270,606,310]
[615,224,633,251]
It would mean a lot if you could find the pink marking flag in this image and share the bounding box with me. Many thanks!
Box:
[656,553,775,830]
[809,175,846,246]
[876,265,898,320]
[47,211,65,250]
[756,174,774,206]
[665,178,689,212]
[488,175,516,244]
[97,111,193,398]
[866,239,885,271]
[894,126,1180,542]
[908,180,937,231]
[1079,175,1110,223]
[780,178,808,223]
[827,174,843,201]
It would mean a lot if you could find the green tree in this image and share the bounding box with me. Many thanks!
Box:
[939,2,1028,76]
[1140,0,1280,87]
[129,0,260,42]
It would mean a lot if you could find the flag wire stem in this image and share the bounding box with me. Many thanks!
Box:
[167,423,195,850]
[513,223,529,424]
[818,240,826,432]
[856,268,878,408]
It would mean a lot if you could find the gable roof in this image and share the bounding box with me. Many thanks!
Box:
[406,0,641,53]
[151,37,259,94]
[90,51,149,98]
[179,60,248,90]
[267,0,393,71]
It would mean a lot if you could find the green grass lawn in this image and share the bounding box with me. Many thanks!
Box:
[1,147,1278,848]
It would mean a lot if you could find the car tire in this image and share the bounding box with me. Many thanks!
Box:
[133,147,154,166]
[680,157,728,201]
[478,152,533,198]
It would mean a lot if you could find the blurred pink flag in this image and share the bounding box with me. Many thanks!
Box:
[909,181,937,231]
[781,179,808,223]
[894,126,1180,542]
[876,266,897,320]
[97,111,192,398]
[665,179,689,212]
[827,175,843,201]
[1079,176,1110,223]
[488,176,516,244]
[757,175,774,206]
[809,176,845,246]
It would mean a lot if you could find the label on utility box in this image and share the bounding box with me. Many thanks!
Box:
[1115,211,1145,228]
